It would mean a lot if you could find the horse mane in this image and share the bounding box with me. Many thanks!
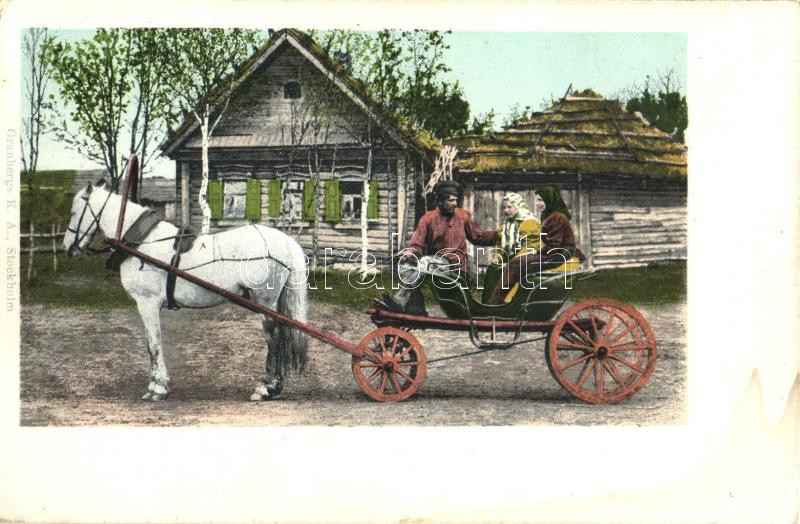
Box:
[92,177,152,211]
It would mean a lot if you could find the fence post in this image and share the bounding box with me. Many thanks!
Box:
[27,222,34,281]
[52,224,58,272]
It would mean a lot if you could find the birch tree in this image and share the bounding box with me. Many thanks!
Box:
[276,62,345,270]
[161,29,262,234]
[21,28,54,190]
[46,28,173,189]
[46,29,134,185]
[127,29,174,182]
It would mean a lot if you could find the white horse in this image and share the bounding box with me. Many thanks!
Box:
[63,179,309,401]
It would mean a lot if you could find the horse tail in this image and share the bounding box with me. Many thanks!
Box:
[274,245,309,375]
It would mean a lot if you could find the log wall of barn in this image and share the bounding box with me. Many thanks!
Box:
[588,177,687,268]
[459,173,686,270]
[461,174,582,271]
[179,150,418,265]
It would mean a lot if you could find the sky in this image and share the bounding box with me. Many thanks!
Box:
[443,32,686,121]
[30,30,686,178]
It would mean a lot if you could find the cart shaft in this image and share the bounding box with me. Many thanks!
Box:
[108,240,361,357]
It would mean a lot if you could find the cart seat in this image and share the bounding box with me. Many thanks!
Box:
[427,258,585,322]
[499,257,583,303]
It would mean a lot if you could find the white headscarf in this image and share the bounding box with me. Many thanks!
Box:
[500,193,537,256]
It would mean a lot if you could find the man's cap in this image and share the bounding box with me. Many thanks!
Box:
[434,180,461,199]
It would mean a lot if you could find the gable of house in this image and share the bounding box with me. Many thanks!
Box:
[180,42,374,150]
[162,29,438,159]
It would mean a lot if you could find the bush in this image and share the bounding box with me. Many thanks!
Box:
[20,170,77,229]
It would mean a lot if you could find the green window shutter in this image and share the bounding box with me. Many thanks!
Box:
[302,181,316,221]
[323,180,342,223]
[367,180,379,220]
[268,179,282,218]
[208,180,223,220]
[245,179,261,220]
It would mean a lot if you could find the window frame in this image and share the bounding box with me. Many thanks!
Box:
[283,80,302,99]
[222,178,248,220]
[339,179,364,224]
[281,178,306,223]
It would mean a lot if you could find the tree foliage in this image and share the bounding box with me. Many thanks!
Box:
[159,28,263,233]
[160,29,263,127]
[46,28,182,185]
[624,71,688,143]
[46,29,134,184]
[127,29,175,176]
[314,29,470,140]
[503,103,535,128]
[463,109,496,135]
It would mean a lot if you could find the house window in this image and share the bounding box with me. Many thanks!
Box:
[340,181,363,223]
[284,81,301,99]
[208,178,261,221]
[223,180,247,219]
[283,180,305,221]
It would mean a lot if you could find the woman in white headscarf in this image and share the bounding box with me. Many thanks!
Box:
[487,193,542,302]
[492,192,541,265]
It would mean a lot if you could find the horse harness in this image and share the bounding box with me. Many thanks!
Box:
[105,209,163,271]
[165,226,194,310]
[106,209,195,310]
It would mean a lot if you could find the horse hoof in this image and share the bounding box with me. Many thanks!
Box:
[251,378,283,401]
[250,388,282,401]
[250,392,281,401]
[143,390,168,401]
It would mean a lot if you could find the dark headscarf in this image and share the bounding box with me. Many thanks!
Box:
[535,185,571,220]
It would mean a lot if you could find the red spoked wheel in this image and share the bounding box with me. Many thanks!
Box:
[546,299,657,404]
[352,327,427,402]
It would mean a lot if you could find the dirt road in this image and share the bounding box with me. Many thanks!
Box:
[20,301,686,426]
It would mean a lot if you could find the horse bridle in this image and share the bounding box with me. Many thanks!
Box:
[66,181,119,255]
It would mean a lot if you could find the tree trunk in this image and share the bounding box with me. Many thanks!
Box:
[310,149,320,272]
[198,104,212,235]
[139,109,149,193]
[360,146,372,272]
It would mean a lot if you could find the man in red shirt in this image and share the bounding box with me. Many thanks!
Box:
[381,180,498,315]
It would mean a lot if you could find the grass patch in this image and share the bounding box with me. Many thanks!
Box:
[310,262,685,309]
[307,269,419,311]
[20,253,685,311]
[570,262,686,305]
[21,254,135,310]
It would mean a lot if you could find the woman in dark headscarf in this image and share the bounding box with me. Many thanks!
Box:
[487,185,585,304]
[533,185,584,262]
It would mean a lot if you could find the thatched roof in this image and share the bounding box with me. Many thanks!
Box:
[454,90,687,179]
[162,29,440,160]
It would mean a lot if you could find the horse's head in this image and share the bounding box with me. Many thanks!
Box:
[63,179,109,257]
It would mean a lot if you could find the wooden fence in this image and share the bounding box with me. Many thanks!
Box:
[24,223,64,280]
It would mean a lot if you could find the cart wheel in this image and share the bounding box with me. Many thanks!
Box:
[352,327,427,402]
[546,299,657,404]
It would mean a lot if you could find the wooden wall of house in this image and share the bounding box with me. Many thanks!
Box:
[459,173,686,270]
[178,149,418,265]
